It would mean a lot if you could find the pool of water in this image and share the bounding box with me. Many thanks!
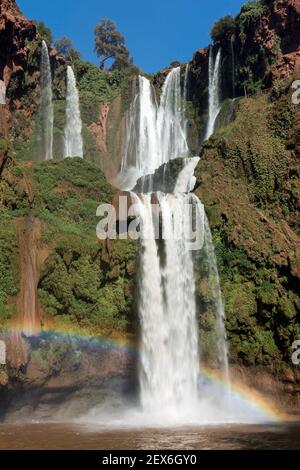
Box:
[0,420,300,450]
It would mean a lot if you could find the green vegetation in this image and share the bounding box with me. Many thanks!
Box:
[38,238,137,335]
[0,158,137,336]
[54,37,81,62]
[2,0,299,371]
[0,209,18,322]
[208,1,280,96]
[0,138,8,153]
[10,50,134,167]
[236,1,267,38]
[34,20,53,46]
[75,59,132,105]
[195,81,300,368]
[211,1,268,45]
[94,19,132,70]
[211,15,236,43]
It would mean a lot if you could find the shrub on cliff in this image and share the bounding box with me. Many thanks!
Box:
[54,37,81,62]
[75,60,131,103]
[0,210,18,322]
[195,84,299,367]
[34,20,53,46]
[211,15,236,44]
[94,19,132,70]
[236,1,267,38]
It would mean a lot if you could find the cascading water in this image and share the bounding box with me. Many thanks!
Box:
[117,66,231,422]
[39,40,54,161]
[205,46,221,140]
[202,216,229,385]
[137,190,205,418]
[87,66,270,426]
[231,35,236,99]
[183,63,189,137]
[119,67,189,189]
[157,67,189,167]
[64,66,83,158]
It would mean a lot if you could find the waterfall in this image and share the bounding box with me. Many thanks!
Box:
[134,173,230,421]
[203,217,229,384]
[183,63,189,139]
[114,65,231,423]
[40,41,53,161]
[137,190,205,418]
[0,80,7,139]
[64,66,84,158]
[120,67,189,189]
[137,76,159,175]
[157,67,189,167]
[184,63,189,103]
[231,34,236,98]
[205,47,221,140]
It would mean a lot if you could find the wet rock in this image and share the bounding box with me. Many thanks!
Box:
[134,158,187,193]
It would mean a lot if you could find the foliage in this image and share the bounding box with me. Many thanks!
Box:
[38,239,136,335]
[211,15,236,43]
[268,91,295,141]
[0,156,138,335]
[195,84,300,368]
[0,138,8,153]
[75,59,132,104]
[28,159,136,336]
[94,19,132,70]
[237,49,268,94]
[54,37,81,62]
[34,20,53,46]
[236,1,267,35]
[0,210,18,322]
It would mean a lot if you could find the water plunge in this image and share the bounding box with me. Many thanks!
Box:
[137,192,205,418]
[39,41,54,161]
[64,66,84,158]
[205,47,222,140]
[117,67,231,423]
[231,35,236,99]
[120,67,189,189]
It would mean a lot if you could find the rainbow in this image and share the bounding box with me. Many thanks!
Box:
[1,325,287,424]
[200,366,286,423]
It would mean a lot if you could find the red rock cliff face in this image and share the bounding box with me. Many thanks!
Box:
[252,0,300,80]
[272,0,300,54]
[0,0,37,85]
[188,0,300,128]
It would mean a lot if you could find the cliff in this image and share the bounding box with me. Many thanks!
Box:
[0,0,37,84]
[189,0,300,139]
[0,0,300,415]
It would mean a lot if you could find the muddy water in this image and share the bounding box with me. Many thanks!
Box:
[0,422,300,450]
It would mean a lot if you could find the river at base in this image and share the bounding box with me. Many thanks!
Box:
[0,417,300,450]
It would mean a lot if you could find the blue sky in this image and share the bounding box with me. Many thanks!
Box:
[18,0,246,73]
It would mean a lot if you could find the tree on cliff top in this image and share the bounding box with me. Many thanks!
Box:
[54,37,81,62]
[35,20,53,46]
[211,15,236,43]
[94,19,132,70]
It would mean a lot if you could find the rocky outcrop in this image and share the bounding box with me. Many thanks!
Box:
[14,215,52,335]
[194,85,300,369]
[134,158,187,194]
[0,0,67,146]
[88,102,110,157]
[189,48,209,110]
[188,0,300,129]
[271,0,300,58]
[0,0,37,85]
[0,332,137,420]
[238,0,300,83]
